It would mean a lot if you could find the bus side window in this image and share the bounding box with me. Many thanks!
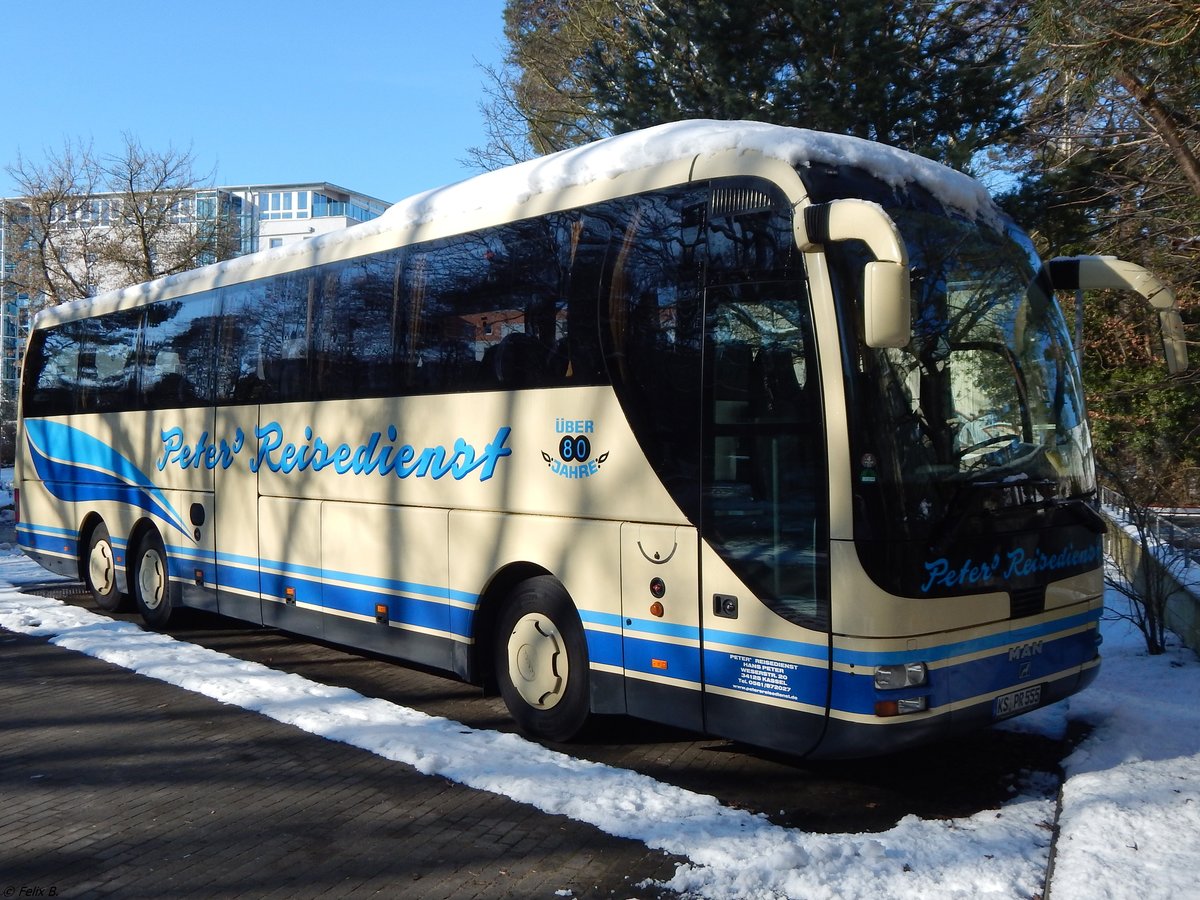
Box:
[215,282,270,404]
[77,309,142,414]
[314,252,404,401]
[140,296,216,408]
[23,324,82,418]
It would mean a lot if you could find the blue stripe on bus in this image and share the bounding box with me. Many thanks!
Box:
[18,526,78,556]
[19,513,1099,716]
[703,627,830,664]
[622,616,700,642]
[828,626,1098,715]
[324,582,451,634]
[19,522,77,539]
[829,609,1100,668]
[578,609,623,629]
[621,634,702,685]
[165,550,217,586]
[24,419,189,536]
[208,548,476,605]
[583,627,623,669]
[703,647,828,708]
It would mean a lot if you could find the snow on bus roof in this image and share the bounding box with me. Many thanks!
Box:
[44,120,998,322]
[383,118,999,228]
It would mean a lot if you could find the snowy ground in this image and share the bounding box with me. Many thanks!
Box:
[0,547,1196,899]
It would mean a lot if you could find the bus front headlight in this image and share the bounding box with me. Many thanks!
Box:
[873,662,928,690]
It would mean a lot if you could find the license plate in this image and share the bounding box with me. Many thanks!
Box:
[994,684,1043,719]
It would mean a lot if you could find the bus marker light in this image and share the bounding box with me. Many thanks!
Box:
[875,695,929,717]
[650,601,664,618]
[194,568,204,586]
[652,659,668,670]
[284,586,296,604]
[873,662,927,690]
[375,603,389,624]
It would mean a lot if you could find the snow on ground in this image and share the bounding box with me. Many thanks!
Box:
[1022,615,1200,900]
[0,547,1196,899]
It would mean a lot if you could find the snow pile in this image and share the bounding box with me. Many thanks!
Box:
[1,547,1196,899]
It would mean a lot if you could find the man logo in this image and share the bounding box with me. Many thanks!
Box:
[1008,640,1043,662]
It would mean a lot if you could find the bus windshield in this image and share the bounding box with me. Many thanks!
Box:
[802,163,1096,553]
[860,210,1094,542]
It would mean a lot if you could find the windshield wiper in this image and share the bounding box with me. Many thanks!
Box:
[927,477,1062,553]
[1040,493,1108,535]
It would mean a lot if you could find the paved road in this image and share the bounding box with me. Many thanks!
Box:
[0,624,682,899]
[2,579,1078,898]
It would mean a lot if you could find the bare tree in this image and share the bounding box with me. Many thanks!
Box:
[4,138,107,305]
[4,134,239,310]
[100,134,236,283]
[467,0,635,170]
[1103,462,1200,654]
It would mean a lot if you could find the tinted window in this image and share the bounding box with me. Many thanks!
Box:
[310,215,608,400]
[215,280,271,403]
[601,188,707,518]
[23,323,83,418]
[315,253,405,400]
[77,309,142,414]
[140,296,217,408]
[400,215,601,395]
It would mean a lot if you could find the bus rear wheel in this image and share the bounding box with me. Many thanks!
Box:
[495,576,590,742]
[131,530,174,629]
[85,523,128,612]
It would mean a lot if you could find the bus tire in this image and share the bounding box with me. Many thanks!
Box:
[131,529,173,629]
[84,522,128,612]
[495,576,590,742]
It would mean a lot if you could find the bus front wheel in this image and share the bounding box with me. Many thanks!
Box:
[495,576,590,742]
[85,522,128,612]
[132,530,174,629]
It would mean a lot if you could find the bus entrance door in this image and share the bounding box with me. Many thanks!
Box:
[619,522,704,732]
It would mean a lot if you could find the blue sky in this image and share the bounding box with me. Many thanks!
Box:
[1,1,509,204]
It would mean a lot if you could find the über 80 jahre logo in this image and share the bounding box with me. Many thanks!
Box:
[541,417,610,480]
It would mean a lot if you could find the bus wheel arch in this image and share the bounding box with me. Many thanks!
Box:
[127,521,174,629]
[472,562,549,692]
[492,573,590,742]
[79,514,128,612]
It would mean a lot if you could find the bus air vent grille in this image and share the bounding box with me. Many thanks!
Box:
[1010,586,1046,619]
[709,186,777,217]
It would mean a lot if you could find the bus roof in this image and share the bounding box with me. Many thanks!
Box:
[36,120,1000,327]
[383,118,999,231]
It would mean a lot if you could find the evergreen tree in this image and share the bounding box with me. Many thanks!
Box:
[1005,0,1200,503]
[479,0,1023,172]
[583,0,1021,169]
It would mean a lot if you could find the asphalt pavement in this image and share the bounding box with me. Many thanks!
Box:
[0,623,682,899]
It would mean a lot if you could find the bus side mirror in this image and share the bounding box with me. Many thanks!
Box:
[1049,255,1188,374]
[800,200,911,349]
[864,261,911,348]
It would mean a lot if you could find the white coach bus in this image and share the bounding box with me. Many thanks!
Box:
[15,121,1187,757]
